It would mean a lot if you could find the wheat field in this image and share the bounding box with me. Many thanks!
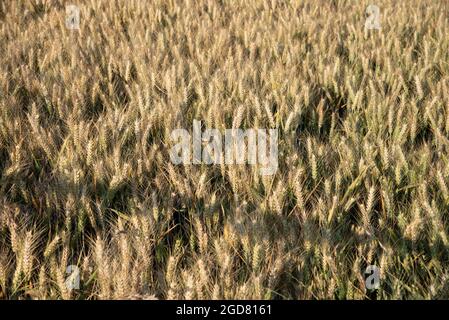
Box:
[0,0,449,300]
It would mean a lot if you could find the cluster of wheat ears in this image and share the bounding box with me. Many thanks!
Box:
[0,0,448,300]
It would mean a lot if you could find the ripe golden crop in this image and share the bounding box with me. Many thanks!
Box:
[0,0,448,299]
